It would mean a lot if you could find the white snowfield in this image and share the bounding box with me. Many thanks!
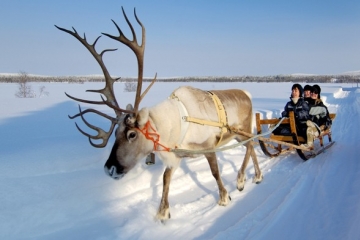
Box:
[0,82,359,240]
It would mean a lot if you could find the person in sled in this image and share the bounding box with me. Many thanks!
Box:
[273,83,310,138]
[303,84,313,103]
[301,84,332,149]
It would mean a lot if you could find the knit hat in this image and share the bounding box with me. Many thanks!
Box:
[304,84,313,92]
[312,84,321,98]
[291,83,303,97]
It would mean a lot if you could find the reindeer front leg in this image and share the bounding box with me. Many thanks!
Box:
[156,167,173,222]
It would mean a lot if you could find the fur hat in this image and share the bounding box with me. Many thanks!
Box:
[312,84,321,98]
[291,83,303,97]
[304,84,313,92]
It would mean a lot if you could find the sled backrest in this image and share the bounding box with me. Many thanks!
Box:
[255,112,336,143]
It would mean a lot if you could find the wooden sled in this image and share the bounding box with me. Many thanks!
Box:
[255,111,336,161]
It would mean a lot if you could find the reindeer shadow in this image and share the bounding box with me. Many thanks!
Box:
[0,101,110,175]
[180,156,216,197]
[1,101,78,155]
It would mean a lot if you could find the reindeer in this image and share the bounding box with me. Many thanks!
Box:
[55,7,263,222]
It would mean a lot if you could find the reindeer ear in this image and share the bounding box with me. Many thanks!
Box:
[126,104,134,111]
[137,108,149,127]
[125,114,136,127]
[123,104,137,127]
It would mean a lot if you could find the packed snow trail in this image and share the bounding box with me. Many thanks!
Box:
[1,83,360,240]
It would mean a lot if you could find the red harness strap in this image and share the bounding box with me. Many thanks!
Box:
[136,121,171,152]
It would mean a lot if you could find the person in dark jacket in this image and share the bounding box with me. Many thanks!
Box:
[303,84,313,104]
[273,83,310,137]
[302,84,332,148]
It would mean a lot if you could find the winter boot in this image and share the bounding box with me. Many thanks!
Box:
[301,125,317,149]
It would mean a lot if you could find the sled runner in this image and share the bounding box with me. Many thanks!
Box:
[255,111,336,161]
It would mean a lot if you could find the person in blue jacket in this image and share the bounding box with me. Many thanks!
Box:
[273,83,310,138]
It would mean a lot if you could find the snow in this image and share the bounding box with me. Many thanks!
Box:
[1,81,359,240]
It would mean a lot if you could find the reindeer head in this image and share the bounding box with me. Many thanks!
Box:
[56,7,156,179]
[104,106,155,179]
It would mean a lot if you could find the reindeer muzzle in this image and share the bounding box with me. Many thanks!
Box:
[104,165,124,180]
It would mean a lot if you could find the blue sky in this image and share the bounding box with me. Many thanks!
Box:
[1,0,359,77]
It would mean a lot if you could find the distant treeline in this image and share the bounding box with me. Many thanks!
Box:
[1,74,359,83]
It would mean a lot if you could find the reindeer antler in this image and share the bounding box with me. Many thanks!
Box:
[54,25,123,114]
[102,7,147,112]
[55,7,156,148]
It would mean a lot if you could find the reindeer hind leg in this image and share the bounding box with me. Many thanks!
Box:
[249,141,263,184]
[236,140,263,191]
[204,153,231,206]
[237,142,251,191]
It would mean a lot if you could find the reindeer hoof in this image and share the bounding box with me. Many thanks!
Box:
[237,186,244,192]
[156,209,171,223]
[253,174,264,184]
[237,179,246,191]
[218,192,230,206]
[160,214,170,225]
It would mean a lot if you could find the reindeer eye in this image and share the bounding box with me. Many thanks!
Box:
[126,130,137,142]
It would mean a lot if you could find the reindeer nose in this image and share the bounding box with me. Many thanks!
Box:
[108,166,118,178]
[104,165,124,180]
